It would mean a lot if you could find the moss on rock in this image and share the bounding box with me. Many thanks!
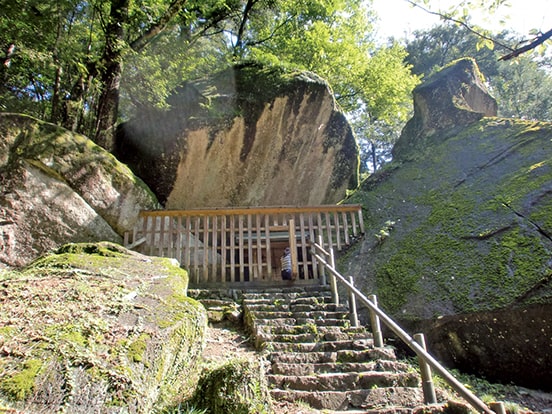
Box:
[0,242,207,413]
[347,117,552,318]
[191,358,272,414]
[0,359,43,401]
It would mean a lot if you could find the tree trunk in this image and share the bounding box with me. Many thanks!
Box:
[371,141,377,173]
[94,0,129,151]
[50,4,64,124]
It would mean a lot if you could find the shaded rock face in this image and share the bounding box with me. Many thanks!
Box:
[116,64,359,208]
[393,58,498,160]
[344,60,552,389]
[0,242,207,412]
[0,113,159,268]
[402,304,552,391]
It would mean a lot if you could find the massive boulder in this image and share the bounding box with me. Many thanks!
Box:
[0,113,159,268]
[392,58,498,160]
[116,63,359,208]
[344,59,552,389]
[0,242,207,413]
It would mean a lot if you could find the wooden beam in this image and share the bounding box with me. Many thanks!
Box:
[140,204,363,217]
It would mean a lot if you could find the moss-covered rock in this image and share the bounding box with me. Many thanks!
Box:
[343,60,552,390]
[0,113,159,268]
[0,242,207,413]
[347,118,552,318]
[190,358,272,414]
[393,58,497,161]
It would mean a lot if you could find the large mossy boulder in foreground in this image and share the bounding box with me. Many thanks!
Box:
[0,113,160,268]
[0,242,207,413]
[116,63,359,208]
[345,59,552,390]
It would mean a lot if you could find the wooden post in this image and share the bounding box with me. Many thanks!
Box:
[329,247,339,305]
[490,402,506,414]
[414,333,437,405]
[348,276,359,327]
[369,294,384,348]
[317,235,327,286]
[289,218,298,280]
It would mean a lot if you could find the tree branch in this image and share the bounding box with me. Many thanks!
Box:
[499,28,552,60]
[405,0,552,60]
[404,0,513,51]
[129,0,188,52]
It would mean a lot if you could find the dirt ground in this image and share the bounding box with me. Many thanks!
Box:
[202,321,552,414]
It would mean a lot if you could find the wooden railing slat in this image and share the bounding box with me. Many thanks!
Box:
[212,216,218,282]
[334,211,342,251]
[193,217,200,284]
[125,205,364,285]
[230,216,236,282]
[239,215,245,281]
[247,214,253,282]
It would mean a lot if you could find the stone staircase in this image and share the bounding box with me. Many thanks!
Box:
[241,285,445,413]
[188,284,467,413]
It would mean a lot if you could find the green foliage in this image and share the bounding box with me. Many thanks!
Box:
[243,2,420,172]
[375,220,396,244]
[2,0,419,162]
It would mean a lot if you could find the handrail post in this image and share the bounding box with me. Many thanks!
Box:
[329,247,339,305]
[317,235,327,286]
[490,402,506,414]
[347,276,359,327]
[414,333,437,404]
[368,294,384,348]
[309,241,495,414]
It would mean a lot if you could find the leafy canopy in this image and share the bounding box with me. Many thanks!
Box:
[1,0,420,170]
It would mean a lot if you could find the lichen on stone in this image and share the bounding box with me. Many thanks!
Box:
[0,242,207,413]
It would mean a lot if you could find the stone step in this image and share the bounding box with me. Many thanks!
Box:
[242,292,333,303]
[197,298,236,308]
[268,347,397,364]
[241,286,332,297]
[267,371,419,392]
[246,315,351,335]
[245,310,350,320]
[239,286,438,412]
[244,302,348,313]
[257,324,367,337]
[270,387,426,411]
[262,338,374,353]
[188,288,239,301]
[269,360,411,376]
[266,330,370,343]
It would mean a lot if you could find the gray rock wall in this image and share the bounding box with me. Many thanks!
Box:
[116,64,359,208]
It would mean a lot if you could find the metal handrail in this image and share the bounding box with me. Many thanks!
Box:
[309,240,496,414]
